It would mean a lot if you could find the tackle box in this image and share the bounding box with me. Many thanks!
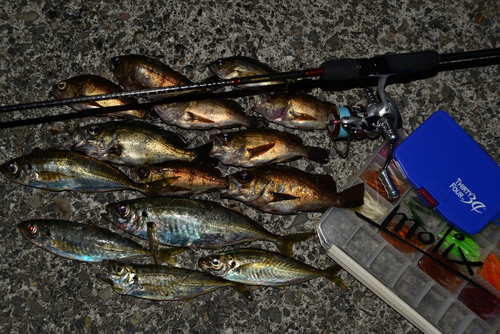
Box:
[317,129,500,334]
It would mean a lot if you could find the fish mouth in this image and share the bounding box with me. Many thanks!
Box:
[71,126,90,150]
[96,260,113,282]
[49,87,60,100]
[219,176,242,199]
[197,258,209,271]
[207,135,222,156]
[254,106,286,122]
[270,107,287,121]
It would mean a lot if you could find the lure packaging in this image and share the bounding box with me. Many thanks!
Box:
[393,110,500,234]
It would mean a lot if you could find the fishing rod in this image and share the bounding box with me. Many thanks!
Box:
[1,48,499,199]
[0,48,498,114]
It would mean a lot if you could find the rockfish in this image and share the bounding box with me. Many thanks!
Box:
[49,74,147,119]
[72,121,211,166]
[208,129,330,167]
[154,98,266,129]
[252,91,331,130]
[222,165,365,214]
[130,160,228,196]
[208,56,282,88]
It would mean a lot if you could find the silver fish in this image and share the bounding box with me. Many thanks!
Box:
[96,260,253,301]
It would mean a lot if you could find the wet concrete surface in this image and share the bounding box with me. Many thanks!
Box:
[0,0,499,333]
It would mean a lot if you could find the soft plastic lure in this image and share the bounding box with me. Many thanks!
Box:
[458,286,500,320]
[418,251,462,292]
[478,252,500,290]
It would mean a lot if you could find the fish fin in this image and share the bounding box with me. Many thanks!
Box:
[248,143,275,159]
[147,222,160,265]
[136,177,181,197]
[315,174,337,193]
[231,283,254,301]
[336,183,365,208]
[157,248,188,267]
[304,146,330,164]
[85,101,106,108]
[271,285,288,290]
[247,116,269,129]
[323,264,349,292]
[187,112,215,124]
[269,192,299,203]
[294,112,317,121]
[276,231,316,258]
[157,185,192,196]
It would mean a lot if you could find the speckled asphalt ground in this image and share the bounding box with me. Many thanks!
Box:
[0,1,499,333]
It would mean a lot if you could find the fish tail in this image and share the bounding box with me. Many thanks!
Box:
[304,146,330,164]
[276,231,316,258]
[323,264,349,291]
[157,247,189,267]
[247,116,269,129]
[231,283,254,301]
[335,183,364,208]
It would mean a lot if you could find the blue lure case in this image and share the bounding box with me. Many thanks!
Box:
[393,110,500,234]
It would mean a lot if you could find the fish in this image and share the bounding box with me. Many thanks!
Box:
[221,165,365,213]
[130,160,228,196]
[17,219,186,265]
[208,56,282,88]
[252,91,331,130]
[0,150,170,196]
[109,54,193,98]
[49,74,148,119]
[96,260,253,301]
[198,248,347,290]
[208,129,330,167]
[154,98,267,129]
[102,197,314,257]
[72,121,211,166]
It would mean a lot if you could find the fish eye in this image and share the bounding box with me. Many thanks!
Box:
[221,133,232,142]
[57,81,67,90]
[211,258,222,268]
[116,265,123,273]
[88,125,100,135]
[268,92,277,99]
[118,205,130,217]
[216,59,224,66]
[8,162,18,174]
[113,57,121,66]
[237,171,252,183]
[138,168,149,178]
[25,224,37,235]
